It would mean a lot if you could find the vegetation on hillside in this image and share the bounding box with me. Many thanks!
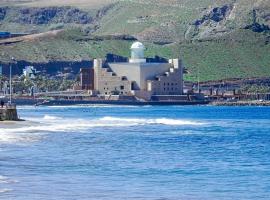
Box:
[0,0,269,81]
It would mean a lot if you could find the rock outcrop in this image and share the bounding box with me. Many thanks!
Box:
[245,23,270,32]
[14,7,93,25]
[185,4,234,40]
[193,5,233,26]
[244,9,269,33]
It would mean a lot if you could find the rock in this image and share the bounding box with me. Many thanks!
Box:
[244,10,270,33]
[244,22,270,32]
[193,5,233,26]
[14,7,93,25]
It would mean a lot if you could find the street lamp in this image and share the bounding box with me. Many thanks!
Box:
[9,57,15,104]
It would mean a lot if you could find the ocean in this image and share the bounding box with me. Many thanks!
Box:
[0,105,270,200]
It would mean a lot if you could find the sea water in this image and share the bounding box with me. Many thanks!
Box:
[0,105,270,200]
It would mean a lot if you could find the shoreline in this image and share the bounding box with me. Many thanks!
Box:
[1,98,270,107]
[210,100,270,106]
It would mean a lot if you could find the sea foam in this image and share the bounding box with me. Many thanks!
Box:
[0,189,13,194]
[0,115,206,144]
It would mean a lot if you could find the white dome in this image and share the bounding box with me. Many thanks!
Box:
[131,42,145,49]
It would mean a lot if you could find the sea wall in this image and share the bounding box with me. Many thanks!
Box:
[211,100,270,106]
[0,106,19,121]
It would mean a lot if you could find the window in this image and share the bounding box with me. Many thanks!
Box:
[120,86,124,90]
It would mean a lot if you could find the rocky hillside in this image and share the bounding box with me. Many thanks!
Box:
[0,0,269,81]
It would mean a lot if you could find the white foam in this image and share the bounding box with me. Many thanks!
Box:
[0,189,13,193]
[43,115,62,120]
[0,175,8,183]
[100,117,205,126]
[0,116,206,144]
[0,175,18,184]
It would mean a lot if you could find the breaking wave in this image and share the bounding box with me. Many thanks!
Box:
[0,189,13,194]
[0,115,206,144]
[43,115,62,120]
[100,117,205,126]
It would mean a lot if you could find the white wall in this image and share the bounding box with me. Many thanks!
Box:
[109,63,171,90]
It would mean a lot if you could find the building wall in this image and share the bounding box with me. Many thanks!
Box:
[147,59,184,95]
[94,59,132,95]
[140,63,171,90]
[108,63,171,90]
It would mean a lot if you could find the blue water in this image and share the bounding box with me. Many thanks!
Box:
[0,105,270,200]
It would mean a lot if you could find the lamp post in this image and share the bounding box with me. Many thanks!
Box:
[197,63,200,93]
[9,57,15,104]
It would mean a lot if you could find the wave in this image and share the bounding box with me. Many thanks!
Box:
[0,115,206,144]
[0,175,18,184]
[43,115,62,120]
[0,189,13,193]
[100,117,205,126]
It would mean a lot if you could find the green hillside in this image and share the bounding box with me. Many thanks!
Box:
[0,0,269,81]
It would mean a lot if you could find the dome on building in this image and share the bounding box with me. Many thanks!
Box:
[131,41,145,49]
[129,41,146,63]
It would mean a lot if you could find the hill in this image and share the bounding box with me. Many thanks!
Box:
[0,0,269,81]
